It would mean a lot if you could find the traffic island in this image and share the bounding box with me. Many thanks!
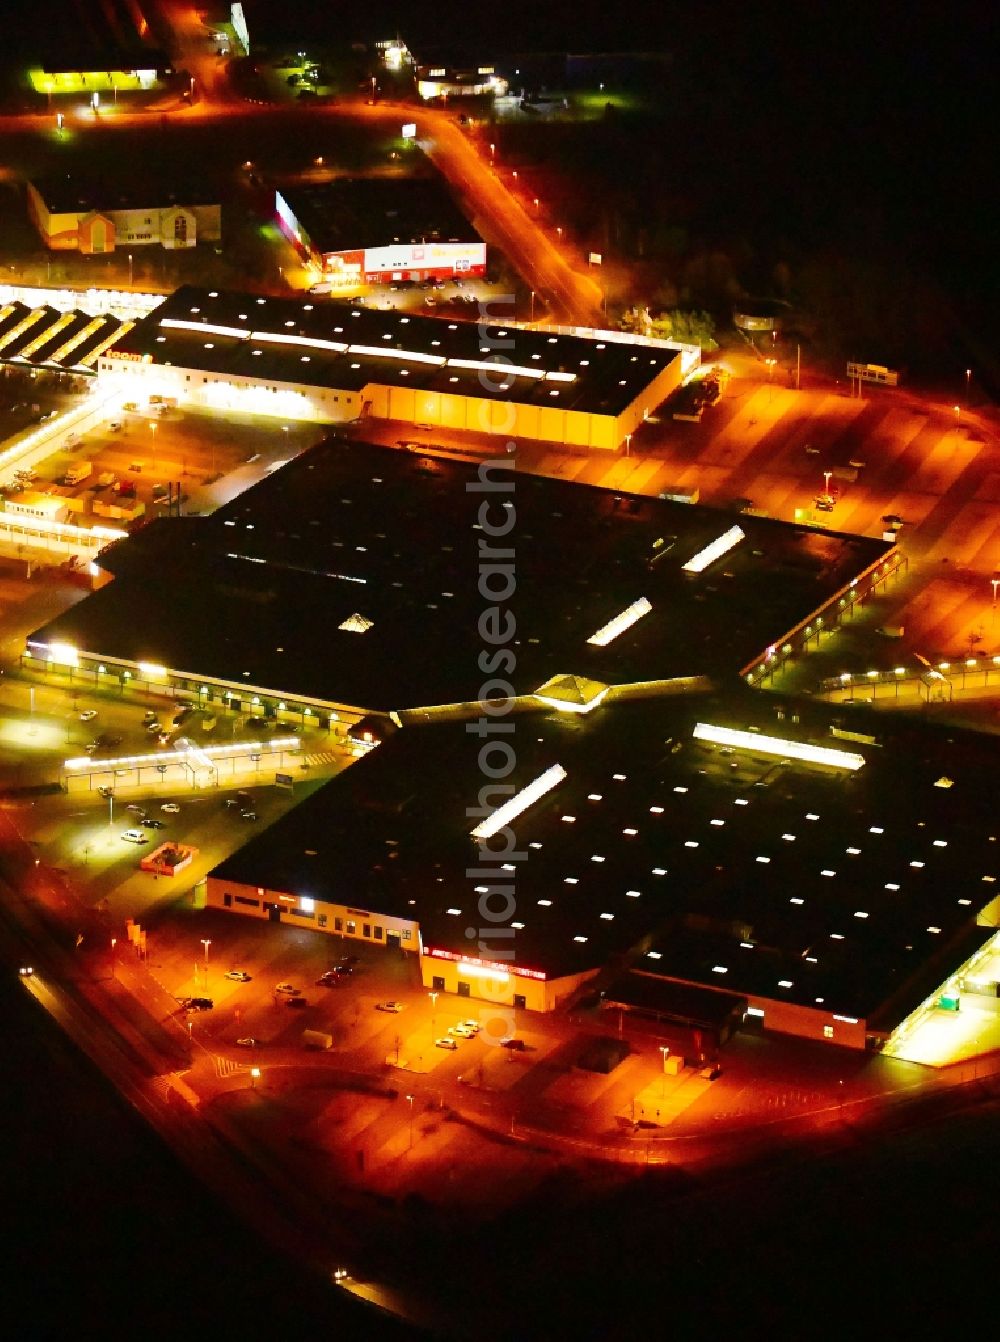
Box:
[140,841,197,876]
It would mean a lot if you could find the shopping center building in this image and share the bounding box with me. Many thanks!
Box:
[97,285,690,450]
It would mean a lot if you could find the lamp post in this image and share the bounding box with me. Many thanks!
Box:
[406,1093,414,1149]
[659,1045,670,1096]
[533,196,539,213]
[966,368,972,406]
[250,1066,260,1090]
[428,990,438,1036]
[823,470,832,497]
[110,936,117,980]
[200,937,211,989]
[489,142,495,161]
[107,790,114,828]
[529,289,535,322]
[991,572,999,608]
[127,253,133,287]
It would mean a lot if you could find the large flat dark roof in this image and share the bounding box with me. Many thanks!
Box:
[279,178,479,255]
[107,285,682,418]
[211,693,1000,1026]
[28,438,892,712]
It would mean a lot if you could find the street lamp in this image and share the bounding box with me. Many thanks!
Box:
[991,572,1000,606]
[250,1066,260,1090]
[823,470,832,496]
[428,990,438,1035]
[127,253,133,287]
[533,196,539,212]
[489,142,495,160]
[659,1045,670,1095]
[200,937,211,988]
[954,404,961,423]
[406,1093,414,1149]
[107,790,114,828]
[966,368,972,406]
[110,937,117,980]
[529,289,535,322]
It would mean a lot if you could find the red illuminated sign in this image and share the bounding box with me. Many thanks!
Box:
[425,946,546,981]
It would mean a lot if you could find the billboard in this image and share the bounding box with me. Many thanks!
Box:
[361,240,486,279]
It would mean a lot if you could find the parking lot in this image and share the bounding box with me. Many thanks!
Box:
[8,402,323,521]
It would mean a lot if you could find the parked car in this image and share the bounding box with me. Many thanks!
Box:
[125,803,145,814]
[375,1001,403,1013]
[79,709,98,722]
[180,997,213,1011]
[235,1037,259,1048]
[274,983,300,996]
[121,829,148,844]
[142,710,157,724]
[316,971,341,987]
[240,810,258,822]
[699,1064,722,1081]
[449,1023,477,1039]
[287,995,308,1008]
[161,802,180,813]
[225,970,252,983]
[145,721,162,734]
[141,818,165,829]
[435,1037,459,1051]
[224,797,240,808]
[500,1038,526,1051]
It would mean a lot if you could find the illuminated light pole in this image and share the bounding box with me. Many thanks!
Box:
[406,1093,414,1149]
[107,789,114,828]
[56,112,64,131]
[659,1045,670,1097]
[966,368,972,406]
[823,470,832,497]
[529,289,535,322]
[954,403,961,424]
[110,936,117,980]
[765,357,777,403]
[991,572,1000,612]
[512,169,518,183]
[250,1066,260,1090]
[489,142,495,161]
[127,252,133,287]
[428,990,438,1036]
[200,937,211,989]
[533,196,539,213]
[556,226,562,240]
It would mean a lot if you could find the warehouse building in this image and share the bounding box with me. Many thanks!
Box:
[207,695,1000,1048]
[97,285,691,450]
[24,437,898,724]
[27,179,221,253]
[275,178,486,284]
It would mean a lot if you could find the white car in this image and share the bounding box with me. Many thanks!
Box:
[435,1037,459,1051]
[274,982,300,996]
[225,970,252,983]
[449,1023,477,1039]
[121,829,148,843]
[375,1000,403,1013]
[79,709,98,722]
[161,803,180,813]
[460,1019,481,1034]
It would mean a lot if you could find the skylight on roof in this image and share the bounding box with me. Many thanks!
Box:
[469,764,568,841]
[587,597,652,647]
[338,612,373,633]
